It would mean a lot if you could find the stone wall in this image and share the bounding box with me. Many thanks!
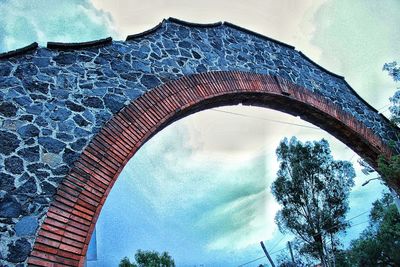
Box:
[0,18,398,266]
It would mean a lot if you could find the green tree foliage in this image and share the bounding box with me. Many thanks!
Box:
[119,250,175,267]
[276,245,309,267]
[342,61,400,267]
[383,61,400,82]
[378,154,400,184]
[271,137,355,266]
[119,256,136,267]
[379,61,400,192]
[339,193,400,266]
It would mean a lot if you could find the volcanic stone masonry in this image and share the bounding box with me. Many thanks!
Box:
[0,18,398,266]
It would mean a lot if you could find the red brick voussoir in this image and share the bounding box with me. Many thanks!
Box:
[27,71,393,266]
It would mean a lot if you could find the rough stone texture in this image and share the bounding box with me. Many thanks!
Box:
[7,238,31,263]
[15,216,38,237]
[0,19,398,265]
[0,131,20,156]
[0,195,21,218]
[4,156,24,175]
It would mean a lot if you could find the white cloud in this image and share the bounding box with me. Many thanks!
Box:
[311,0,400,111]
[97,116,283,265]
[89,1,395,263]
[96,104,379,265]
[2,0,394,265]
[90,0,324,57]
[0,0,116,52]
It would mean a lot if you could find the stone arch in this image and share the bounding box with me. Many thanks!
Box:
[0,18,398,266]
[27,71,395,266]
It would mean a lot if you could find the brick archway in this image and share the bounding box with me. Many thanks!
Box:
[27,71,394,266]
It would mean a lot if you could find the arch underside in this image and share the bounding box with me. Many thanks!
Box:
[27,71,396,266]
[0,18,398,266]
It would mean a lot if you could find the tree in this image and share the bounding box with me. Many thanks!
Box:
[119,256,136,267]
[378,61,400,195]
[119,250,175,267]
[275,241,310,267]
[271,137,355,267]
[159,252,175,267]
[344,193,400,266]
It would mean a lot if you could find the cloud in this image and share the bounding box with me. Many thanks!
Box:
[311,0,400,112]
[127,119,279,246]
[0,0,116,52]
[95,110,283,265]
[1,0,392,265]
[90,0,324,56]
[94,104,384,266]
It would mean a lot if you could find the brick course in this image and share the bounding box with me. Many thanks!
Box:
[27,71,396,266]
[0,18,398,266]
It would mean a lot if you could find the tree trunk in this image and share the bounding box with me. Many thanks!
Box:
[315,234,328,267]
[319,251,328,267]
[330,233,336,267]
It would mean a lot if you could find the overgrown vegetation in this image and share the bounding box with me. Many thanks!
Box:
[335,193,400,266]
[378,61,400,188]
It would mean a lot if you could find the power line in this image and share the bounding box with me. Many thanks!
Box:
[210,109,321,130]
[298,210,370,244]
[237,255,267,267]
[294,216,370,248]
[211,107,364,166]
[237,209,371,266]
[377,103,390,112]
[270,235,287,252]
[271,247,288,255]
[212,107,360,166]
[268,219,370,262]
[379,107,390,113]
[349,220,369,228]
[346,210,370,223]
[348,153,357,162]
[237,246,290,266]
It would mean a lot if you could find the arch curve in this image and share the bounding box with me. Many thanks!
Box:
[27,71,396,266]
[1,18,399,266]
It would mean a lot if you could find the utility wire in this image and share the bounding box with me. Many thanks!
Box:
[294,215,370,248]
[237,209,371,266]
[270,235,287,252]
[268,219,370,264]
[237,255,267,267]
[349,220,369,228]
[205,108,372,266]
[295,210,370,246]
[348,153,357,162]
[210,109,320,130]
[238,247,291,267]
[270,247,288,255]
[211,108,361,163]
[210,107,363,167]
[379,107,390,113]
[238,246,291,266]
[346,210,370,222]
[377,103,390,112]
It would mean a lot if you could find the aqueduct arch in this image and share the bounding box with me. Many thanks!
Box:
[0,18,398,266]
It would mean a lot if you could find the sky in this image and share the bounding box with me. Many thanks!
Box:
[1,0,399,266]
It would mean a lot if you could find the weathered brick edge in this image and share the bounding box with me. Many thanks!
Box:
[27,71,395,266]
